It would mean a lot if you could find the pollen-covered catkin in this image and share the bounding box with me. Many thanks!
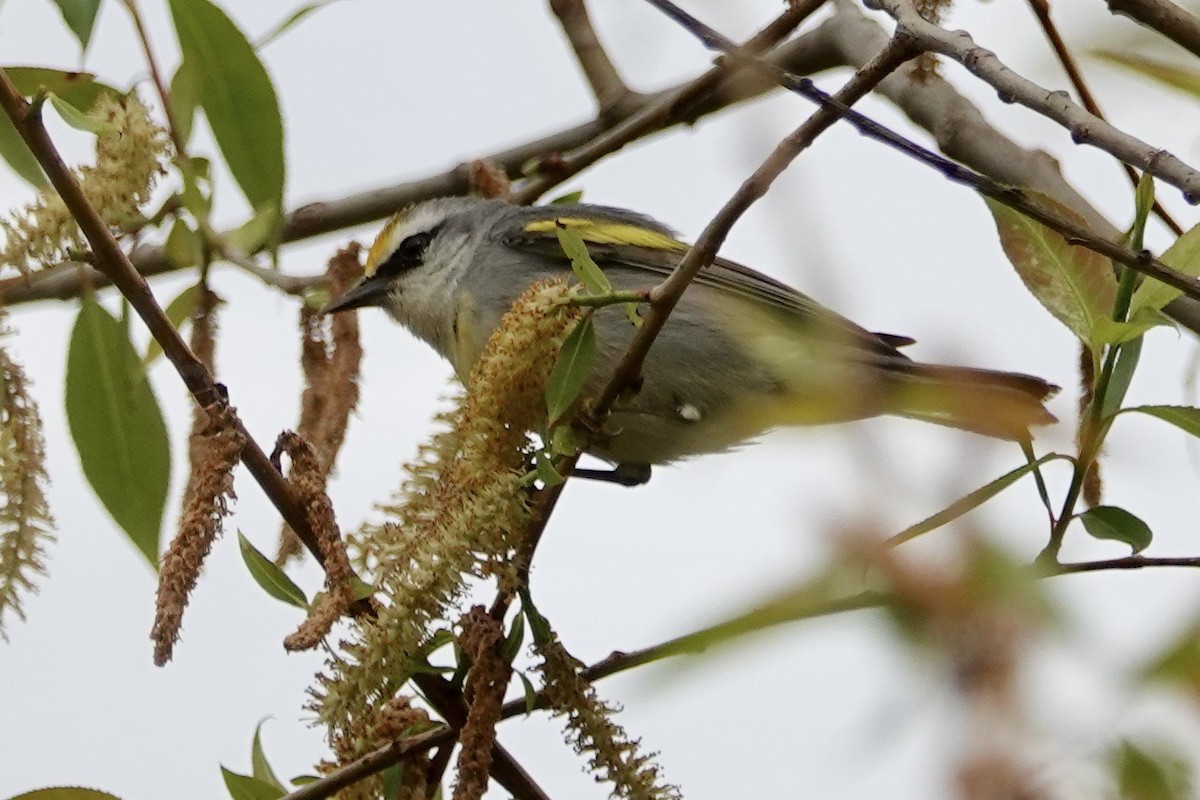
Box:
[312,281,581,772]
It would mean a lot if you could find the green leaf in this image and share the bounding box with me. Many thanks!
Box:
[288,777,320,787]
[517,670,539,716]
[545,317,595,422]
[501,608,526,664]
[250,720,285,791]
[143,282,201,367]
[163,219,203,270]
[237,532,307,608]
[1144,619,1200,694]
[168,0,286,211]
[548,189,583,205]
[1077,505,1153,554]
[47,93,115,134]
[65,296,170,566]
[255,1,343,49]
[1112,740,1191,800]
[1133,173,1155,251]
[549,423,581,456]
[1130,221,1200,317]
[169,59,200,148]
[0,68,117,186]
[1095,50,1200,100]
[1124,405,1200,438]
[886,454,1066,546]
[1100,335,1143,418]
[220,767,285,800]
[555,226,612,295]
[985,196,1117,347]
[51,0,103,52]
[226,205,282,254]
[6,790,123,800]
[533,449,565,487]
[520,589,553,645]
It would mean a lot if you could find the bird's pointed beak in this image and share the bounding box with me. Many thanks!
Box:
[322,276,387,315]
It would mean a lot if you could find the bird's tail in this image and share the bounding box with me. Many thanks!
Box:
[891,363,1058,440]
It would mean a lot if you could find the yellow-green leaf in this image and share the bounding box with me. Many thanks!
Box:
[220,767,285,800]
[250,721,285,791]
[1095,50,1200,100]
[237,532,307,608]
[168,0,285,211]
[556,226,612,295]
[545,316,595,423]
[1124,405,1200,438]
[1130,222,1200,317]
[66,296,170,567]
[143,282,201,367]
[47,93,116,135]
[986,196,1117,347]
[169,59,200,148]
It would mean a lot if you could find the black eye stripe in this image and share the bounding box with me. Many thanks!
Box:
[376,225,440,278]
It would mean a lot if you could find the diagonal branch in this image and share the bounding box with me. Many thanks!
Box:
[549,0,639,116]
[870,0,1200,202]
[1104,0,1200,59]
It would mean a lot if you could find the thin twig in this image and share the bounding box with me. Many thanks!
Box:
[871,0,1200,202]
[1027,0,1183,235]
[549,0,638,116]
[0,22,833,306]
[649,0,1200,304]
[120,0,188,156]
[589,2,916,418]
[1052,554,1200,573]
[282,726,454,800]
[512,0,829,203]
[1104,0,1200,59]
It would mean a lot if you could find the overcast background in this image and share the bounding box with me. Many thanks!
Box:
[4,1,1200,798]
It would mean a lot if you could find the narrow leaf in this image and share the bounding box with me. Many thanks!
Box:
[1133,173,1155,250]
[1124,405,1200,438]
[556,227,612,295]
[549,189,583,205]
[985,196,1117,346]
[250,721,285,791]
[0,68,117,186]
[51,0,103,52]
[887,454,1065,546]
[1077,505,1153,554]
[517,670,539,715]
[501,610,526,663]
[255,1,342,49]
[1100,335,1143,418]
[220,767,285,800]
[169,59,200,148]
[66,296,170,566]
[143,282,201,366]
[1112,740,1191,800]
[226,205,281,254]
[533,450,565,487]
[545,317,595,422]
[162,219,202,270]
[168,0,285,210]
[237,532,307,608]
[48,93,115,134]
[1095,50,1200,100]
[1130,221,1200,316]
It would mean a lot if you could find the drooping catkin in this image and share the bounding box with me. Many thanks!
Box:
[311,280,580,771]
[533,628,681,800]
[277,245,362,565]
[452,606,511,800]
[151,404,243,665]
[274,430,356,651]
[0,93,169,273]
[0,324,54,640]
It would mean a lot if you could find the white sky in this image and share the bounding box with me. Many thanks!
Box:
[4,1,1200,798]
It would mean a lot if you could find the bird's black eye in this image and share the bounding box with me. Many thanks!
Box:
[377,228,437,278]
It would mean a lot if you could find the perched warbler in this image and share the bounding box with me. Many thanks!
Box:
[325,197,1057,484]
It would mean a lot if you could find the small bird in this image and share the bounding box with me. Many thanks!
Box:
[325,197,1057,485]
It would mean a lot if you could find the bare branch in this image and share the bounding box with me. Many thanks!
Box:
[549,0,638,115]
[1104,0,1200,59]
[1027,0,1183,235]
[871,0,1200,202]
[282,726,454,800]
[1052,554,1200,573]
